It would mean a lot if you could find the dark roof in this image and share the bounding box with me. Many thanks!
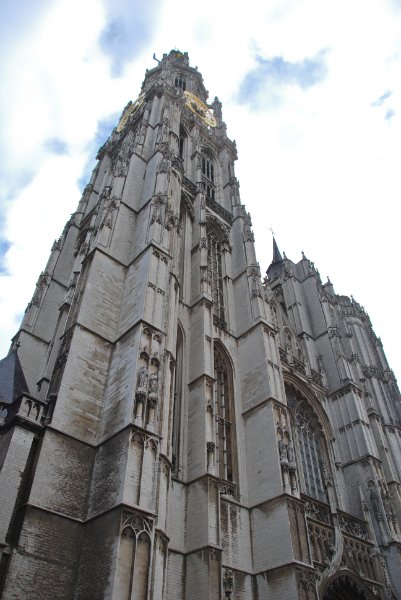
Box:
[0,351,30,405]
[272,237,283,264]
[266,237,284,281]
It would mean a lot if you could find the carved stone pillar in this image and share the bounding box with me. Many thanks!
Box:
[207,441,216,473]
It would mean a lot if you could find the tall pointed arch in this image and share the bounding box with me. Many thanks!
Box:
[207,218,230,329]
[285,381,333,503]
[175,193,193,300]
[214,342,237,484]
[200,145,217,201]
[172,324,184,474]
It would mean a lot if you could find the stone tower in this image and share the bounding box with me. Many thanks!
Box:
[1,50,401,600]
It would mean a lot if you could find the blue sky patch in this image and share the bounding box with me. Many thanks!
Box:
[238,51,328,109]
[77,115,117,190]
[0,238,11,275]
[99,0,161,76]
[371,90,392,107]
[44,138,69,155]
[0,170,35,204]
[0,0,51,47]
[385,108,395,120]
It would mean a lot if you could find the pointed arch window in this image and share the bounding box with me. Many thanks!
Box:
[214,345,236,483]
[201,150,215,201]
[179,126,187,160]
[172,327,183,473]
[286,384,328,502]
[174,75,186,91]
[207,228,225,328]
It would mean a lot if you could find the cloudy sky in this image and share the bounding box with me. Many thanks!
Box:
[1,0,400,382]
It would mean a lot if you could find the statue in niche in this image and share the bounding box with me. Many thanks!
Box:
[149,371,159,396]
[380,484,393,516]
[287,442,295,464]
[279,439,288,463]
[138,364,148,390]
[369,482,380,518]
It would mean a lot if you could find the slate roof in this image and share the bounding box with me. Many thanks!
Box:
[0,351,30,405]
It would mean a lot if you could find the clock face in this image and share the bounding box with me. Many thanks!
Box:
[117,93,145,132]
[183,91,217,127]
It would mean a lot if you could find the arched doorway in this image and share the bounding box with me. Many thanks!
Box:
[323,572,376,600]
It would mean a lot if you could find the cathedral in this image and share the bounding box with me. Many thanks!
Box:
[1,50,401,599]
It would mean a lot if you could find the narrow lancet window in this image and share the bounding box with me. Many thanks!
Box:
[174,76,186,91]
[207,230,225,326]
[172,327,183,473]
[201,149,216,202]
[214,345,236,483]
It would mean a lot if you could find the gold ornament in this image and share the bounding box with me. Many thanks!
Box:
[117,93,145,133]
[183,91,217,127]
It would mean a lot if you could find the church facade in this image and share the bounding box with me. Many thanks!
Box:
[0,50,400,599]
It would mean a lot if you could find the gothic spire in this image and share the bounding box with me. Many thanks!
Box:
[272,236,283,264]
[266,237,284,281]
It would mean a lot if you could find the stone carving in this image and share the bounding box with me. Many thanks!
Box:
[199,237,208,250]
[121,511,152,537]
[243,211,254,242]
[338,513,369,541]
[251,276,262,298]
[219,482,235,497]
[296,568,317,593]
[229,176,239,193]
[101,195,119,229]
[274,404,299,495]
[223,567,234,599]
[278,438,289,463]
[305,500,331,525]
[158,155,171,174]
[368,480,381,520]
[30,271,51,308]
[138,364,148,390]
[150,195,166,225]
[206,441,215,472]
[247,263,260,277]
[147,396,157,408]
[111,138,132,177]
[342,537,376,581]
[328,325,339,338]
[52,238,62,252]
[149,372,159,397]
[164,208,178,231]
[362,365,378,379]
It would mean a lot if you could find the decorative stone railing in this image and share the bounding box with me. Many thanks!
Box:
[307,520,335,567]
[338,511,370,541]
[206,196,233,225]
[17,395,46,426]
[342,536,376,582]
[311,369,323,387]
[304,498,332,526]
[304,498,378,589]
[0,394,46,429]
[182,176,196,197]
[213,314,227,330]
[279,347,288,364]
[292,357,306,376]
[219,481,236,498]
